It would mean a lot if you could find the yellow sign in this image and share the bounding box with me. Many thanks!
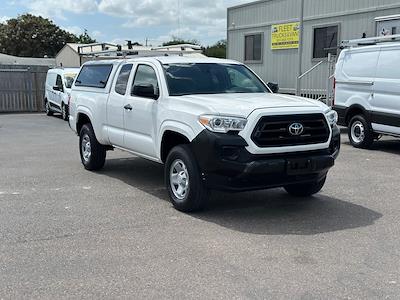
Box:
[271,22,300,50]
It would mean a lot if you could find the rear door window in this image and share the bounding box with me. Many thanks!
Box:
[75,64,113,88]
[342,51,379,78]
[115,64,133,95]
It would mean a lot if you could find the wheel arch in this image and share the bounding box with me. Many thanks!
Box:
[160,130,191,163]
[345,104,371,126]
[158,121,197,162]
[76,112,93,135]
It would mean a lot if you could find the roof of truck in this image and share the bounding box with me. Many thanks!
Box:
[82,56,242,66]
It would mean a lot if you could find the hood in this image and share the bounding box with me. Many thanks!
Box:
[174,93,328,117]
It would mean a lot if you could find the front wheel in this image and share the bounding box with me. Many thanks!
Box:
[284,176,326,197]
[348,115,374,149]
[79,123,106,171]
[61,103,68,121]
[165,145,209,212]
[45,100,53,116]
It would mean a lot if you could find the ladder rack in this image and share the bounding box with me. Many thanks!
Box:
[76,43,203,59]
[341,34,400,48]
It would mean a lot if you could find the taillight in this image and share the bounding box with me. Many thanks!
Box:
[332,77,336,106]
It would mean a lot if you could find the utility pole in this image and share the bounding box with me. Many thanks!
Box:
[178,0,181,38]
[296,0,305,96]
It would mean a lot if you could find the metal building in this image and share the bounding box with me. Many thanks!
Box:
[227,0,400,100]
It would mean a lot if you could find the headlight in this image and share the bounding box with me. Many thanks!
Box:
[325,109,338,127]
[199,115,247,133]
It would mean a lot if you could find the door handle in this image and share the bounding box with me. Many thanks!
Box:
[124,104,133,111]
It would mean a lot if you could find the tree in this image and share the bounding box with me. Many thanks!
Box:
[0,14,96,58]
[203,40,226,58]
[76,29,96,44]
[162,36,200,46]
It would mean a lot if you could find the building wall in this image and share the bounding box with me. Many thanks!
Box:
[55,45,80,68]
[228,0,400,93]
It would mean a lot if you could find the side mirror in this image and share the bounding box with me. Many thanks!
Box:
[267,82,279,93]
[132,84,158,100]
[53,85,60,91]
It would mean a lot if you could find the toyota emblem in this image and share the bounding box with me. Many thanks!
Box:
[288,123,304,136]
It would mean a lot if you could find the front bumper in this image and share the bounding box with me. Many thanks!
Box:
[190,125,340,192]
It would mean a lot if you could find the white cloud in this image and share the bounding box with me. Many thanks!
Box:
[97,0,249,44]
[0,16,10,24]
[26,0,98,19]
[17,0,251,44]
[62,25,83,35]
[92,30,103,39]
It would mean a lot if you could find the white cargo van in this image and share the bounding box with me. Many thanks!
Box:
[334,37,400,148]
[45,68,79,120]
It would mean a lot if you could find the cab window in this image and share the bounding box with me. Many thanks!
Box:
[115,64,133,95]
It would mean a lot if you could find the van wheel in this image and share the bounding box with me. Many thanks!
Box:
[61,103,68,121]
[79,123,106,171]
[45,100,53,116]
[284,176,326,197]
[165,145,209,212]
[348,115,374,149]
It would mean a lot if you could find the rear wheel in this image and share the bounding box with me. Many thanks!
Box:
[348,115,374,149]
[165,145,209,212]
[45,100,53,116]
[61,103,68,121]
[284,176,326,197]
[79,123,106,171]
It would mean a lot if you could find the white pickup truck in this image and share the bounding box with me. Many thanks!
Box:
[69,56,340,212]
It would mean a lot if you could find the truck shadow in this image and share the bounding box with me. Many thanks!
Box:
[197,190,382,235]
[101,157,382,236]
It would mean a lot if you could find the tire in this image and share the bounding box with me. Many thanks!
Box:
[348,115,374,149]
[45,100,53,116]
[61,103,68,121]
[165,145,209,212]
[284,176,326,197]
[79,123,106,171]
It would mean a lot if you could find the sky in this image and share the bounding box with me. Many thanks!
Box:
[0,0,251,46]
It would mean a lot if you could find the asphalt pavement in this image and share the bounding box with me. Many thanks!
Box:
[0,113,399,299]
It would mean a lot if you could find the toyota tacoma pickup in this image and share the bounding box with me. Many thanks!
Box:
[69,57,340,212]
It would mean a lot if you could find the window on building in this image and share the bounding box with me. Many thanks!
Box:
[245,34,263,62]
[313,25,339,59]
[115,64,133,95]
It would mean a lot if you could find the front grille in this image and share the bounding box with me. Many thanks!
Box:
[251,113,330,147]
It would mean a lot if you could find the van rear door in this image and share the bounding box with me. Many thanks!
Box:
[371,46,400,135]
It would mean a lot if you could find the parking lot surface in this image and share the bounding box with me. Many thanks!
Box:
[1,113,400,299]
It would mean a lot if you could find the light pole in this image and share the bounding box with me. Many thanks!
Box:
[296,0,305,96]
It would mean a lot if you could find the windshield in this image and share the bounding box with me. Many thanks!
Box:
[64,73,77,88]
[163,63,269,96]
